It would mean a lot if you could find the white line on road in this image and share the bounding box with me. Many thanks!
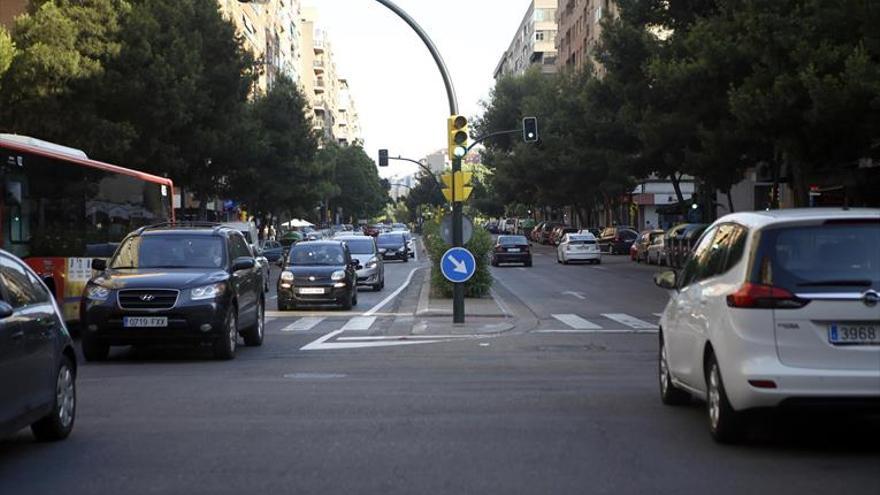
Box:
[653,313,664,318]
[337,335,480,341]
[300,329,345,351]
[363,266,423,316]
[341,316,376,331]
[552,314,602,330]
[593,266,608,271]
[281,317,324,332]
[602,313,658,330]
[562,291,586,300]
[536,329,659,334]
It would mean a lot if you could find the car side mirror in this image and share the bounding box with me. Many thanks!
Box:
[232,257,256,272]
[654,270,677,290]
[91,258,107,271]
[0,301,13,319]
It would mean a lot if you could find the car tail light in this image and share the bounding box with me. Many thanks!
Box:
[748,380,777,389]
[726,283,808,309]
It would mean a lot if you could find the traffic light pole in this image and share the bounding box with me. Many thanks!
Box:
[373,0,465,323]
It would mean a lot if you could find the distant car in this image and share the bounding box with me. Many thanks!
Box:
[646,235,667,265]
[491,235,532,267]
[391,223,408,231]
[260,240,284,264]
[655,208,880,443]
[598,226,638,255]
[401,231,416,258]
[634,230,665,263]
[223,221,270,292]
[376,233,409,262]
[81,224,265,361]
[0,249,78,442]
[550,226,578,246]
[578,228,602,238]
[278,241,358,310]
[363,225,380,237]
[557,233,601,264]
[537,222,562,245]
[337,236,384,291]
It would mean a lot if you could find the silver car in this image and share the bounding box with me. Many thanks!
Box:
[337,236,384,291]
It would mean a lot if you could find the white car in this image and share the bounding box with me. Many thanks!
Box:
[646,235,667,265]
[556,233,601,264]
[655,208,880,443]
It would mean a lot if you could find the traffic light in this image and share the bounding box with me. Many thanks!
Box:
[439,171,473,203]
[378,149,389,167]
[447,115,468,160]
[522,117,538,143]
[441,172,454,202]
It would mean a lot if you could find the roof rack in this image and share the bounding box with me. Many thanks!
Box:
[134,221,226,235]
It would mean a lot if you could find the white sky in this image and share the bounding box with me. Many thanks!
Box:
[312,0,529,178]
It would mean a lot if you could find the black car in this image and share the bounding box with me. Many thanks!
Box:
[376,233,409,262]
[80,224,265,361]
[0,249,77,441]
[260,240,284,264]
[491,235,532,267]
[278,241,359,310]
[598,226,638,254]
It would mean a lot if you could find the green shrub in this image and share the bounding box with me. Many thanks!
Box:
[423,214,494,298]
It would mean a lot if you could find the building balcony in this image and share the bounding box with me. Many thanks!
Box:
[314,78,326,93]
[314,38,325,53]
[313,59,325,73]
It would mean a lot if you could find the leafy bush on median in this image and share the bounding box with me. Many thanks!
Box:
[422,210,493,298]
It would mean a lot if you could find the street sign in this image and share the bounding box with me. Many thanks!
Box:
[441,214,472,245]
[440,247,477,283]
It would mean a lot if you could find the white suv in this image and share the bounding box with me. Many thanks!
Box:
[655,208,880,443]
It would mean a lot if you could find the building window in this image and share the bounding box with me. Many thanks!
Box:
[536,31,544,41]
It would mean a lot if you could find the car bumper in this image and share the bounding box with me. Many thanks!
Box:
[493,253,531,263]
[562,251,600,261]
[380,251,407,260]
[278,284,352,306]
[80,298,231,345]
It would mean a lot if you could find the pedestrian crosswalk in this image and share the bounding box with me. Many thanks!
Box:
[545,313,659,333]
[281,316,325,332]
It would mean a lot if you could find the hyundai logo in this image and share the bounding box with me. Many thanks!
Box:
[140,294,155,302]
[863,290,879,307]
[309,276,316,281]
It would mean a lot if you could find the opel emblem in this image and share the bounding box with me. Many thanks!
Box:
[863,290,879,307]
[140,294,155,302]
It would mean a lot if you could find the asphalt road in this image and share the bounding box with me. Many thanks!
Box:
[1,240,877,495]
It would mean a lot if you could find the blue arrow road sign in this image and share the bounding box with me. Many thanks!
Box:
[440,247,477,283]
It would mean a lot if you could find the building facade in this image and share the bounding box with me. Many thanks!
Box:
[556,0,618,76]
[494,0,558,80]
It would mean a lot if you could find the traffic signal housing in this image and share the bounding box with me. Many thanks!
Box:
[523,117,538,143]
[378,149,389,167]
[448,115,468,160]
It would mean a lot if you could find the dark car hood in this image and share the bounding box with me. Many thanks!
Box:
[285,265,345,278]
[94,269,229,290]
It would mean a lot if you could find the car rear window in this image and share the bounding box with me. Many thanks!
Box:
[342,239,375,254]
[752,222,880,293]
[499,236,528,245]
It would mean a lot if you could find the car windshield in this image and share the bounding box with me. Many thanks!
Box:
[342,239,375,255]
[377,234,404,246]
[111,235,225,269]
[288,244,346,266]
[499,236,528,245]
[755,222,880,292]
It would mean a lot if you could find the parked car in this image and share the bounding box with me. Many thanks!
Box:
[655,208,880,443]
[260,240,284,264]
[598,226,638,254]
[646,235,667,265]
[392,223,408,232]
[557,233,601,264]
[0,249,78,441]
[338,236,384,291]
[634,230,665,263]
[81,224,265,361]
[376,232,409,262]
[491,235,532,267]
[401,231,416,258]
[550,226,579,246]
[530,222,546,242]
[363,225,381,237]
[278,241,358,310]
[577,228,602,238]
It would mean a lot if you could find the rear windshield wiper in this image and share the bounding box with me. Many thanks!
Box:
[797,280,872,287]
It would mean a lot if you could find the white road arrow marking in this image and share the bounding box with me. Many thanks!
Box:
[562,291,586,300]
[447,255,468,274]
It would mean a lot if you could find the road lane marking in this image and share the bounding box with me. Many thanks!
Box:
[341,316,376,331]
[300,329,345,350]
[552,314,602,330]
[562,291,586,300]
[602,313,658,329]
[653,313,664,317]
[536,329,658,334]
[281,317,324,332]
[364,266,423,316]
[337,335,479,341]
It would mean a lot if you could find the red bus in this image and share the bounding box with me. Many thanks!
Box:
[0,134,175,322]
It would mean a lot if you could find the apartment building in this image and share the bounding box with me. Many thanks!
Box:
[556,0,618,76]
[494,0,558,80]
[218,0,302,94]
[335,78,362,146]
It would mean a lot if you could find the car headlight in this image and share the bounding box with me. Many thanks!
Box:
[280,271,294,282]
[378,248,387,254]
[366,257,378,269]
[85,285,110,301]
[191,283,226,300]
[398,247,406,252]
[331,270,346,281]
